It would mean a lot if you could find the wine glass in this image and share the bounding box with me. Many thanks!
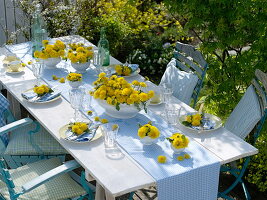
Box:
[32,61,43,85]
[69,88,84,122]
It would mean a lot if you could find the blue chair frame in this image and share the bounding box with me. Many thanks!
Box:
[0,95,66,168]
[0,157,95,200]
[218,69,267,200]
[174,41,208,108]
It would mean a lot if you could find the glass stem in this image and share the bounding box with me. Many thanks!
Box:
[74,109,78,122]
[36,77,40,86]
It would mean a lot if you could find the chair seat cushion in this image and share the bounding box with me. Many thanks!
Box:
[160,59,199,105]
[0,157,86,200]
[4,123,67,155]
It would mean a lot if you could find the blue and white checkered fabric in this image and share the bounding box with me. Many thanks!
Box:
[14,40,220,200]
[0,93,10,146]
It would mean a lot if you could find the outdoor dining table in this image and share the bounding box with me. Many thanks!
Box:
[0,35,258,200]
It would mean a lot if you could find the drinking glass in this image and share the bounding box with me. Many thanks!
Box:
[165,104,181,126]
[102,123,122,159]
[32,62,43,85]
[160,83,173,104]
[80,86,92,111]
[69,88,84,122]
[93,50,103,74]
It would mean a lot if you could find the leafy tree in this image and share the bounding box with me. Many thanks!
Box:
[164,0,267,192]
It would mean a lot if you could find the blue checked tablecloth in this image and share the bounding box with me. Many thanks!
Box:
[11,39,221,200]
[0,93,10,146]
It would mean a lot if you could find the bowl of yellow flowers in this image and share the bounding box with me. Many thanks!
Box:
[66,72,82,88]
[67,43,94,73]
[91,72,154,119]
[166,133,189,154]
[178,112,222,133]
[34,40,65,68]
[137,122,160,145]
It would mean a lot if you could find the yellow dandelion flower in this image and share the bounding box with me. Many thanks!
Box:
[184,154,191,159]
[177,156,184,161]
[101,119,109,124]
[59,77,65,83]
[157,155,167,163]
[112,124,118,131]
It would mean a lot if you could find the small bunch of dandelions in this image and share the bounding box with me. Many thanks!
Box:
[68,122,89,135]
[182,113,202,127]
[137,121,160,139]
[115,64,132,76]
[66,72,82,82]
[33,84,53,96]
[166,133,189,149]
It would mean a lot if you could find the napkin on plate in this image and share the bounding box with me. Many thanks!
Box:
[128,64,139,72]
[21,89,61,102]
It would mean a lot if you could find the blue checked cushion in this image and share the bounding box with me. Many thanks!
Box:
[0,157,86,200]
[4,123,67,155]
[160,59,199,105]
[0,93,10,146]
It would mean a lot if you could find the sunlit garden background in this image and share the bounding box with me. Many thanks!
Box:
[1,0,266,196]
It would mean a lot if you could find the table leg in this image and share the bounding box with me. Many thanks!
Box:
[95,183,106,200]
[105,190,116,200]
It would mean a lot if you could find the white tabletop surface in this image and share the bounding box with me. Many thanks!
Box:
[0,36,258,198]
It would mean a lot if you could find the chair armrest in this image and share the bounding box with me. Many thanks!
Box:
[21,160,80,193]
[0,118,33,135]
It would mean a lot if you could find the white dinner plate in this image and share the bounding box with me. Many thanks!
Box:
[21,88,61,104]
[178,112,222,133]
[59,124,102,143]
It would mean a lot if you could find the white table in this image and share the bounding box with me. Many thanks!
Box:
[0,35,258,200]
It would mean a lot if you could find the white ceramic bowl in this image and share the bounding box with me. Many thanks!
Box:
[71,61,90,73]
[96,99,141,119]
[140,136,158,145]
[68,80,82,88]
[41,57,61,68]
[171,145,185,154]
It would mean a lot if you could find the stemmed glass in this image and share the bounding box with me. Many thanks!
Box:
[69,88,84,122]
[32,61,43,86]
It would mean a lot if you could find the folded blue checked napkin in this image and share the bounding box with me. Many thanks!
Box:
[128,64,139,72]
[21,89,61,103]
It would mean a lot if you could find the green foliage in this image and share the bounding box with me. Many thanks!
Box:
[164,0,267,192]
[246,128,267,192]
